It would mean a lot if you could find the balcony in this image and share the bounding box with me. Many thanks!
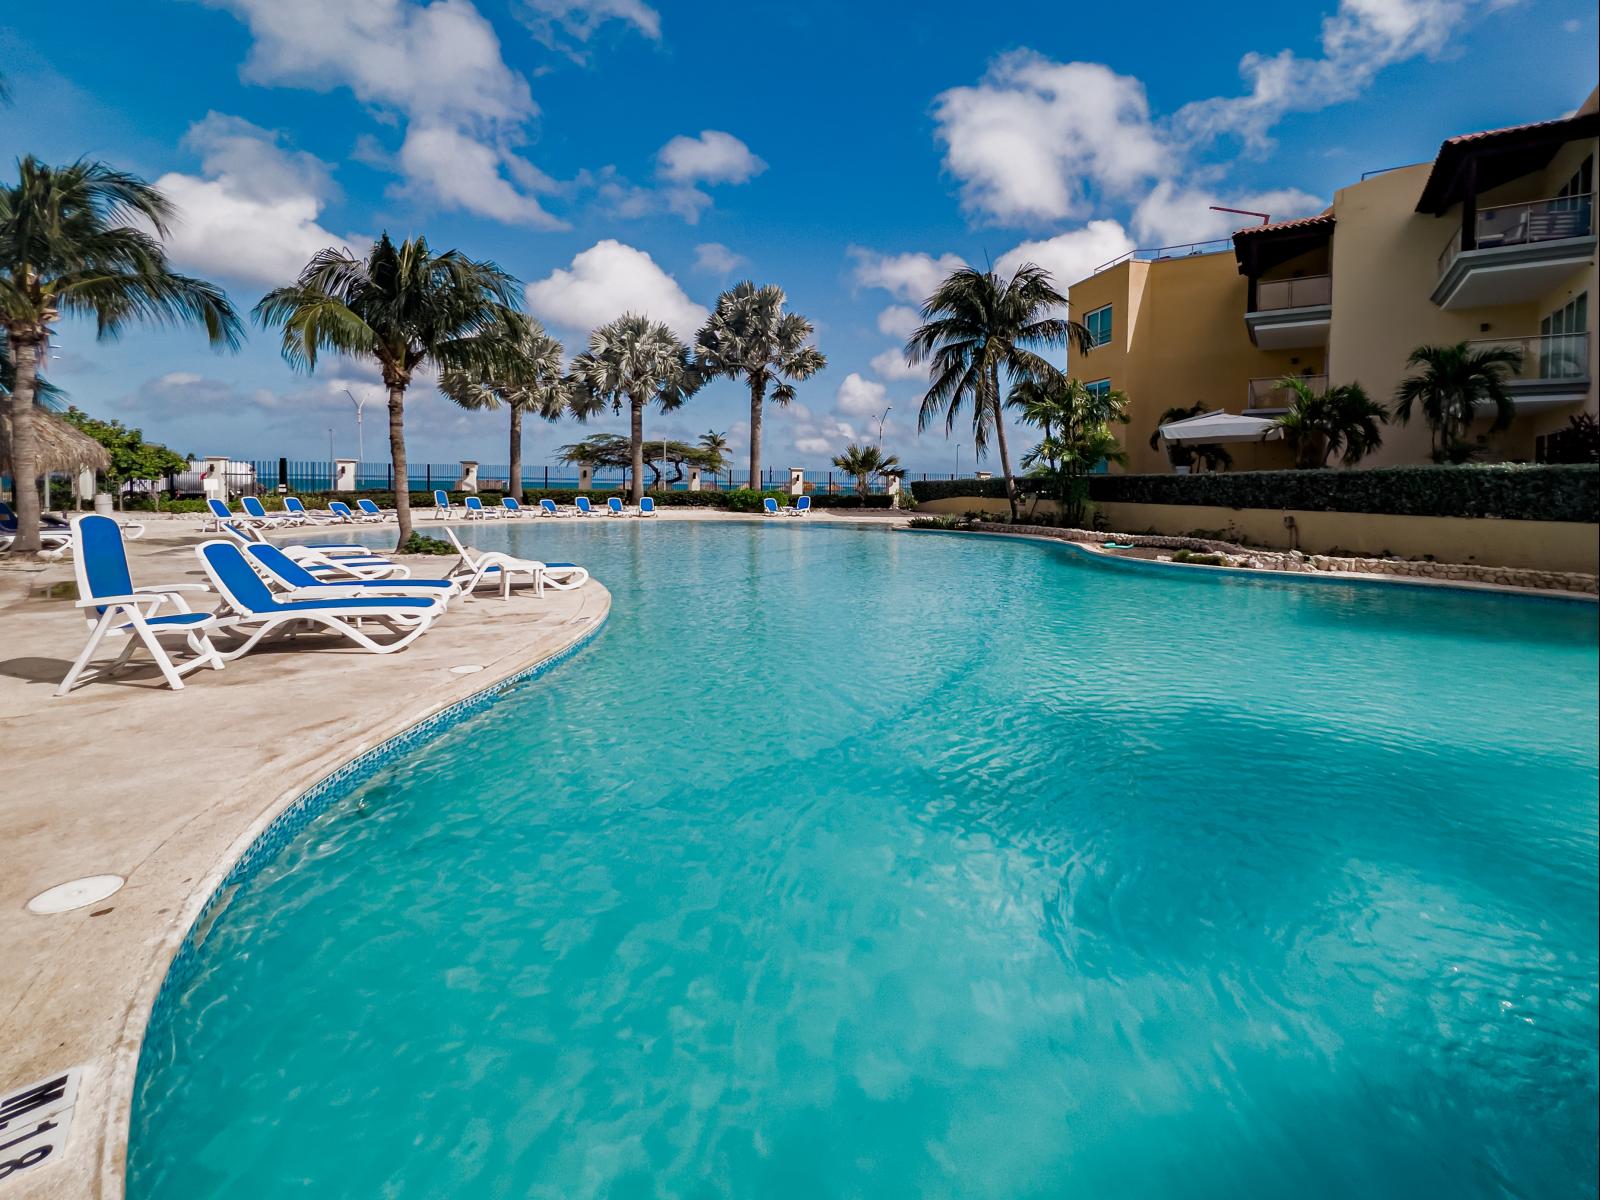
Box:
[1464,333,1591,411]
[1245,374,1327,414]
[1433,194,1595,309]
[1245,274,1331,348]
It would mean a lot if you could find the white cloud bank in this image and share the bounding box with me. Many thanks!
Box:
[849,249,967,305]
[525,240,707,339]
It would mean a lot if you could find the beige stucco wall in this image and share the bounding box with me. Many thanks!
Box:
[915,495,1597,573]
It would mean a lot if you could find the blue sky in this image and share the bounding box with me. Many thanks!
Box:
[2,0,1595,474]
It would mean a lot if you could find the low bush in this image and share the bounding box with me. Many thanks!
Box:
[398,532,454,555]
[907,514,971,530]
[913,465,1599,523]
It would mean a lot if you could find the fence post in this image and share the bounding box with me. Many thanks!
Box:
[426,465,432,492]
[544,466,549,489]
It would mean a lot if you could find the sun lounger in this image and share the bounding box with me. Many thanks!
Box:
[539,498,569,518]
[501,496,526,518]
[442,528,589,601]
[762,497,781,516]
[463,496,498,520]
[356,499,393,521]
[432,489,453,520]
[638,496,657,517]
[283,496,339,524]
[606,496,629,517]
[240,494,299,527]
[56,514,226,695]
[242,543,456,606]
[574,496,597,517]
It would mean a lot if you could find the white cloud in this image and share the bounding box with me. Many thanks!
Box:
[693,242,746,275]
[1131,182,1325,246]
[202,0,560,227]
[933,53,1168,225]
[516,0,662,52]
[876,305,923,338]
[525,239,707,339]
[996,220,1136,290]
[155,113,356,285]
[870,348,923,381]
[850,248,967,304]
[657,130,765,185]
[835,372,888,416]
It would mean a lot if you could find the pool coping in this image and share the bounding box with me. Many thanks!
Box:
[906,527,1600,605]
[90,592,611,1200]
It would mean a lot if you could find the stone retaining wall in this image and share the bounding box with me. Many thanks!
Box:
[972,523,1599,596]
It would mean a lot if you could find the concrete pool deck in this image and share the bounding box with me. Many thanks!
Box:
[0,518,609,1199]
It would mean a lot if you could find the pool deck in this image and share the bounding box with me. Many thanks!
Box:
[0,518,609,1199]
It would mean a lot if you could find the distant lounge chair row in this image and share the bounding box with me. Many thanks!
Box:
[56,514,591,695]
[204,496,395,530]
[762,496,812,517]
[1,500,143,557]
[431,490,657,520]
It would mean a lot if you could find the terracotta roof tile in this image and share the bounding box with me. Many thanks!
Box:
[1232,212,1334,239]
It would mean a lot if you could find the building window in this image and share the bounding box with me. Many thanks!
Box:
[1084,378,1112,401]
[1084,305,1113,348]
[1539,292,1588,379]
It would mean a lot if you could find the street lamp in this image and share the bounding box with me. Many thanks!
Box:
[876,405,892,447]
[954,442,963,477]
[342,389,372,465]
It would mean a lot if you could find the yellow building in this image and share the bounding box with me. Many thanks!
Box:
[1067,89,1598,472]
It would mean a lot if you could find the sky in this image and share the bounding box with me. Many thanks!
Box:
[1,0,1596,475]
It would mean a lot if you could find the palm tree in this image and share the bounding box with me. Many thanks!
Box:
[1,157,240,552]
[439,320,569,499]
[1148,403,1234,473]
[1272,377,1387,468]
[255,234,524,545]
[1394,342,1521,461]
[698,429,730,475]
[693,282,825,491]
[830,442,904,498]
[569,314,700,504]
[1014,376,1128,523]
[905,264,1090,521]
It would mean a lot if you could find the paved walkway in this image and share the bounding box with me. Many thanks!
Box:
[0,519,609,1199]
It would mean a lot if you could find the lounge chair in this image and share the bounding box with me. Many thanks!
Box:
[639,496,657,517]
[538,498,568,518]
[0,503,75,555]
[443,528,590,601]
[574,495,597,517]
[283,496,339,524]
[356,499,392,522]
[203,497,241,530]
[242,543,457,607]
[463,495,498,520]
[501,496,527,518]
[432,489,453,520]
[215,521,409,580]
[240,494,299,527]
[197,540,441,658]
[56,514,227,695]
[606,496,629,517]
[785,495,811,517]
[762,497,781,517]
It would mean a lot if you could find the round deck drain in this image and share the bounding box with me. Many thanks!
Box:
[27,875,125,915]
[449,664,485,675]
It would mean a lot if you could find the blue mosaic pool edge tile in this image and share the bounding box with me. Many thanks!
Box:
[142,614,608,1033]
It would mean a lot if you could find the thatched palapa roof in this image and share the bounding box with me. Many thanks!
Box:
[0,403,112,476]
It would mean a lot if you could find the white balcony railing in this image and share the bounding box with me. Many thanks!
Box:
[1466,333,1590,383]
[1438,193,1594,276]
[1252,274,1332,312]
[1246,374,1327,411]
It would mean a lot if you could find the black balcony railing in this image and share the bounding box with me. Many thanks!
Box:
[1438,193,1594,276]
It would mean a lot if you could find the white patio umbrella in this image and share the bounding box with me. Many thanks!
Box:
[1158,410,1283,444]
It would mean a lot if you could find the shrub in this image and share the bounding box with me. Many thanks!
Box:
[907,514,970,530]
[909,477,1045,502]
[1172,550,1227,565]
[915,466,1599,523]
[398,532,454,555]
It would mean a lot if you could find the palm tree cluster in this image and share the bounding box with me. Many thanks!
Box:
[1393,342,1520,462]
[1016,376,1129,524]
[830,443,904,499]
[1272,377,1388,468]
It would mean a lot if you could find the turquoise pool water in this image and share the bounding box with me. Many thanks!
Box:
[130,523,1599,1198]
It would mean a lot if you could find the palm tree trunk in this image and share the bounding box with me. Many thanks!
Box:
[629,393,645,505]
[508,404,523,501]
[748,377,765,492]
[7,331,43,554]
[990,366,1018,521]
[388,383,412,549]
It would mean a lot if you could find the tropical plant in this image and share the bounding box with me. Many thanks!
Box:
[693,282,825,489]
[439,319,569,499]
[557,431,720,488]
[58,408,188,507]
[1271,377,1388,468]
[698,429,730,474]
[568,314,700,503]
[0,157,240,552]
[905,263,1090,521]
[1148,403,1234,473]
[255,233,524,545]
[1393,341,1521,462]
[1015,376,1129,524]
[1542,411,1600,464]
[830,442,905,498]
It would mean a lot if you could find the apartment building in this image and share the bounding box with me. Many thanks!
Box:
[1067,88,1598,472]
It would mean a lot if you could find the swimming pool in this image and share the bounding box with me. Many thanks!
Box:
[130,522,1599,1198]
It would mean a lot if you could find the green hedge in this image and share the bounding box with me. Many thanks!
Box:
[912,466,1599,523]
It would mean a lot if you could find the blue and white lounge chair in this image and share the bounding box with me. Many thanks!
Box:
[574,495,596,517]
[638,496,657,517]
[197,541,440,658]
[0,502,74,554]
[443,528,590,601]
[463,495,498,520]
[762,497,781,516]
[56,514,226,695]
[283,496,337,524]
[240,494,298,527]
[538,498,568,518]
[606,496,628,517]
[433,489,453,520]
[501,496,526,518]
[203,497,240,530]
[356,498,392,521]
[787,495,811,516]
[242,543,457,607]
[216,521,409,580]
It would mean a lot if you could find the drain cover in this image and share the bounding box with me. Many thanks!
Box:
[26,875,125,915]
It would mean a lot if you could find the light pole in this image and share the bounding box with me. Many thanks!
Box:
[876,405,891,448]
[954,442,962,478]
[342,389,372,467]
